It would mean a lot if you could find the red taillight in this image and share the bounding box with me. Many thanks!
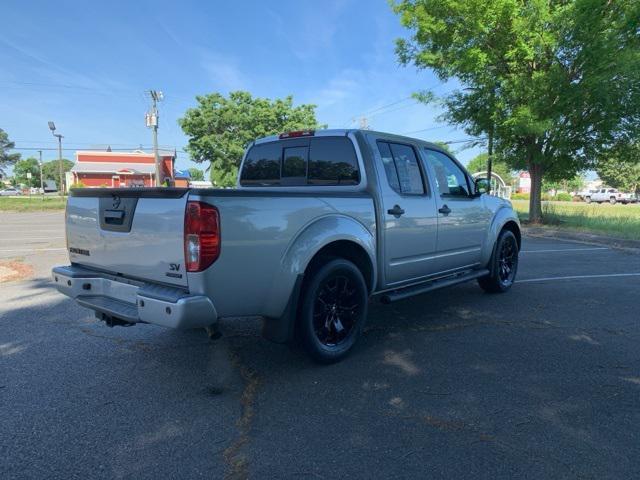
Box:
[279,130,315,139]
[184,201,220,272]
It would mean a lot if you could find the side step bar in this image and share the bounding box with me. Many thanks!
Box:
[379,269,489,304]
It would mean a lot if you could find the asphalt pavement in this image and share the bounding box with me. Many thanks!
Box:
[1,212,639,479]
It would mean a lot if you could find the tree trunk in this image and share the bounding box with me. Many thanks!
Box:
[528,162,544,224]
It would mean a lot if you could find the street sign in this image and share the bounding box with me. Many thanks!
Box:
[27,172,32,179]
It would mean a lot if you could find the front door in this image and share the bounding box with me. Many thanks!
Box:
[422,149,491,272]
[376,140,439,286]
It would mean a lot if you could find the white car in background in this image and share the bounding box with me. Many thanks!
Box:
[0,187,23,196]
[585,188,637,204]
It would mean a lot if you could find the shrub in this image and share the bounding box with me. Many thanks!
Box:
[555,192,573,202]
[69,181,86,189]
[511,192,530,200]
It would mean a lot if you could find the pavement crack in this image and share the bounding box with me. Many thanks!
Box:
[222,349,260,480]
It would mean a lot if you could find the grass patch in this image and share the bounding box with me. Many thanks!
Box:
[0,196,67,212]
[512,200,640,240]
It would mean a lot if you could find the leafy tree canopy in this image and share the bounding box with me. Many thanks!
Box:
[393,0,640,222]
[179,91,325,186]
[42,159,73,182]
[465,153,514,183]
[0,128,20,176]
[188,167,205,181]
[13,157,41,187]
[596,143,640,192]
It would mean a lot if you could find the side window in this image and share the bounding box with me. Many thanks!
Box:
[281,146,308,185]
[240,143,281,185]
[308,137,360,185]
[376,141,425,195]
[425,149,470,197]
[377,141,400,192]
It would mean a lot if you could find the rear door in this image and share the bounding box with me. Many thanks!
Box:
[422,148,491,272]
[376,140,439,286]
[65,189,189,287]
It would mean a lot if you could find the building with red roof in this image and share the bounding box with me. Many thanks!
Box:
[70,149,175,187]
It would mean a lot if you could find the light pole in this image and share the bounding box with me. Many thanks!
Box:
[48,121,65,195]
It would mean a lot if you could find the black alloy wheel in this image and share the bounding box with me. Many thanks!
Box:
[298,258,368,363]
[478,229,519,293]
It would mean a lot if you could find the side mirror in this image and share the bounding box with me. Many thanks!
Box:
[474,177,490,195]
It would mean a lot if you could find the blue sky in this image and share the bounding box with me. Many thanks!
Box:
[0,0,482,171]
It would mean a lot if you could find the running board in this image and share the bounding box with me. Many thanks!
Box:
[379,269,489,304]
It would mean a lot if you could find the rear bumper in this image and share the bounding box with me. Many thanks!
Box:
[52,265,217,329]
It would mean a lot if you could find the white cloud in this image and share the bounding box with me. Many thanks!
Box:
[199,52,248,92]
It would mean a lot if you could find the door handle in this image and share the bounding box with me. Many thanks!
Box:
[438,205,451,215]
[387,205,405,217]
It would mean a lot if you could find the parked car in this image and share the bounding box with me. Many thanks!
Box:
[0,187,23,196]
[585,188,637,204]
[52,129,521,362]
[577,189,598,200]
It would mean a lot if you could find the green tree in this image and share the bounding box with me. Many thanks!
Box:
[13,157,41,187]
[433,141,453,155]
[188,167,205,181]
[466,153,513,182]
[392,0,640,222]
[179,91,324,186]
[596,144,640,193]
[542,175,585,194]
[0,128,21,176]
[42,159,73,182]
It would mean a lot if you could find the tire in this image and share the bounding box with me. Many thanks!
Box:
[610,197,617,205]
[298,258,368,363]
[478,230,519,293]
[585,197,591,204]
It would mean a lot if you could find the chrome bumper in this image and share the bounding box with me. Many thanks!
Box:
[52,265,217,329]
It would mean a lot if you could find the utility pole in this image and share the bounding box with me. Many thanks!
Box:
[146,90,163,186]
[358,116,369,130]
[38,150,44,200]
[48,121,64,196]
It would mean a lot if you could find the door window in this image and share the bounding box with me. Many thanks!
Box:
[377,141,425,195]
[424,149,471,197]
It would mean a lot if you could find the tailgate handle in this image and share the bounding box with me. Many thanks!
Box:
[104,209,125,225]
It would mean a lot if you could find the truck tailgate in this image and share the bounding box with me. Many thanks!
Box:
[65,189,189,287]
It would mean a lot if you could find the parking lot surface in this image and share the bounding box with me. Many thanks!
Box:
[1,212,639,479]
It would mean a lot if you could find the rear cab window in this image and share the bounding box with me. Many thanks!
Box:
[240,136,360,186]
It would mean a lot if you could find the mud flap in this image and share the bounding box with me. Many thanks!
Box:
[261,274,304,344]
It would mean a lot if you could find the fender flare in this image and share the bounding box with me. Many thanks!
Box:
[261,214,376,343]
[480,207,521,267]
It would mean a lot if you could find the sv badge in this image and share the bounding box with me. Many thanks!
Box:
[169,263,181,271]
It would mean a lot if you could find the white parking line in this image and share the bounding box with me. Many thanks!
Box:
[518,273,640,283]
[0,237,64,241]
[0,248,66,252]
[521,247,609,253]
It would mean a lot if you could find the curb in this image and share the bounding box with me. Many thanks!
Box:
[522,226,640,253]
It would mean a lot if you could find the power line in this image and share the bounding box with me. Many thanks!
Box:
[402,124,452,135]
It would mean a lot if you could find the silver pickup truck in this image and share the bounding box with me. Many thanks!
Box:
[53,129,520,362]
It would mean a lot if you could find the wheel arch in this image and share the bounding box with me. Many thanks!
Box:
[501,220,521,250]
[261,214,376,342]
[480,207,521,266]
